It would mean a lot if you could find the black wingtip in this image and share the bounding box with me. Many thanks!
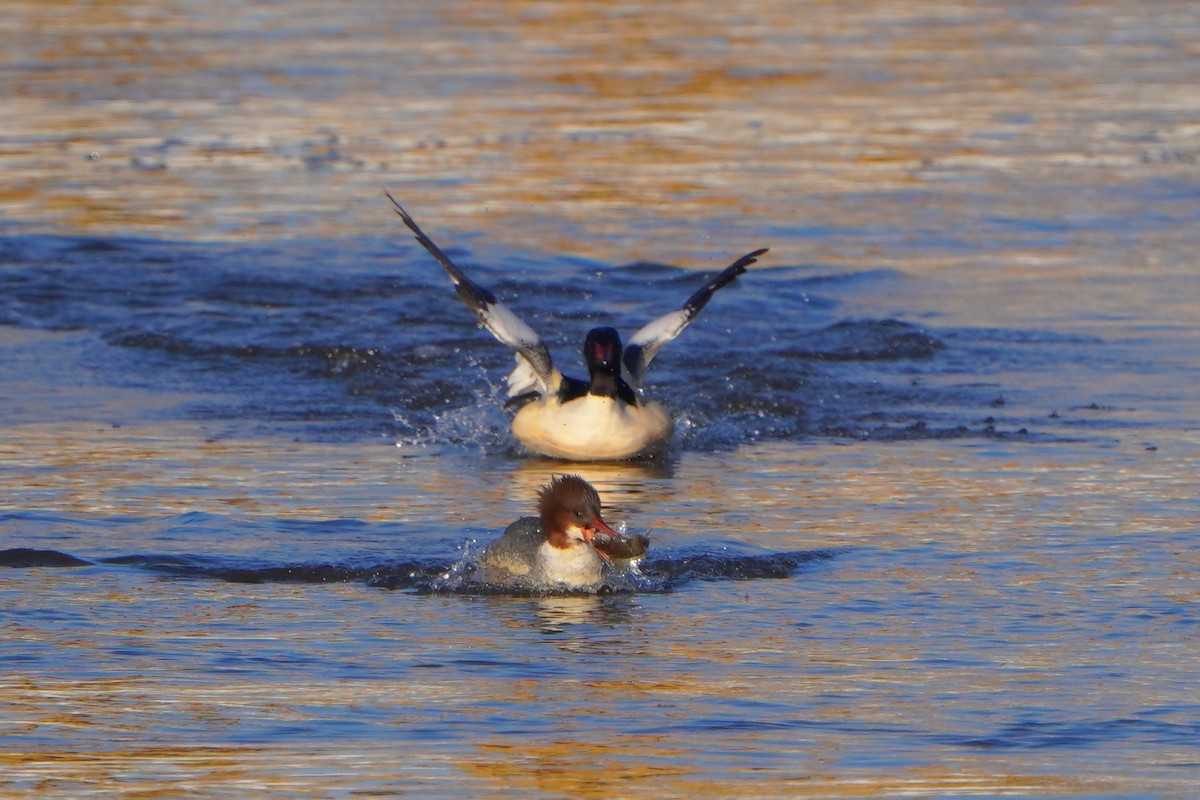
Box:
[384,189,421,234]
[385,192,501,312]
[715,247,770,286]
[730,247,770,273]
[679,247,769,317]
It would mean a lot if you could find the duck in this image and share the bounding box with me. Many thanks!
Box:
[387,192,768,460]
[478,474,646,591]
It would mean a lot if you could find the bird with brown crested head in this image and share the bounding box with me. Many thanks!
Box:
[479,474,647,590]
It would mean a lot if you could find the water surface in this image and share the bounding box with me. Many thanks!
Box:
[3,1,1200,797]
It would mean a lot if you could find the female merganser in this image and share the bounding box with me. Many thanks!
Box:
[478,474,643,590]
[387,192,768,461]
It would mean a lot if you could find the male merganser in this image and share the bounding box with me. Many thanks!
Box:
[387,192,768,461]
[478,474,643,590]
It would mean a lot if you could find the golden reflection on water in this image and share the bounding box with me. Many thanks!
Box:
[506,456,677,525]
[3,419,1198,549]
[463,739,1114,800]
[5,0,1197,270]
[0,421,415,521]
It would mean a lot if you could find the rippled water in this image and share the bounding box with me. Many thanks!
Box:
[4,1,1200,797]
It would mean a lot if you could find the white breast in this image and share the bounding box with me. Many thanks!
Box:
[532,540,607,590]
[511,395,673,460]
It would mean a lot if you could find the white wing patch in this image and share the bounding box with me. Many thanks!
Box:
[480,302,555,397]
[507,354,557,397]
[628,309,690,352]
[481,301,542,356]
[623,309,689,389]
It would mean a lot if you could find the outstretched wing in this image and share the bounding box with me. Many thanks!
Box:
[386,191,557,398]
[622,248,768,389]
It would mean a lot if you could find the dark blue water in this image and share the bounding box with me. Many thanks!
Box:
[0,232,1075,449]
[0,540,835,595]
